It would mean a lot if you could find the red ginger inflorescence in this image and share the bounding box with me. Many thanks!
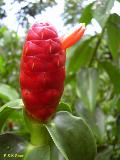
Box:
[20,22,85,122]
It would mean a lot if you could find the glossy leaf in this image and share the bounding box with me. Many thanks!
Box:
[77,68,99,111]
[93,0,115,27]
[100,61,120,93]
[46,111,96,160]
[0,83,19,101]
[24,145,50,160]
[0,99,23,131]
[50,144,59,160]
[67,36,97,74]
[107,13,120,58]
[75,101,105,144]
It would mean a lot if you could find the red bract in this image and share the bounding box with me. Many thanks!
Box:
[20,22,85,122]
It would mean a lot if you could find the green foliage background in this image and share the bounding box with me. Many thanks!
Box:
[0,0,120,159]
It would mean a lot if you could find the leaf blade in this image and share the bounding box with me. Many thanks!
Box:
[46,111,96,160]
[0,83,19,101]
[0,99,23,131]
[77,68,99,111]
[100,60,120,94]
[93,0,115,27]
[107,13,120,58]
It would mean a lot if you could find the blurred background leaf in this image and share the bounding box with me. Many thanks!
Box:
[76,68,99,111]
[100,60,120,94]
[93,0,115,27]
[0,83,19,102]
[66,36,97,73]
[0,99,23,132]
[79,2,94,25]
[107,13,120,58]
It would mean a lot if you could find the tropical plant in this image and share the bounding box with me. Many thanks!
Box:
[0,0,120,159]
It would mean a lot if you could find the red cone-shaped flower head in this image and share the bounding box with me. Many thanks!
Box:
[20,22,85,122]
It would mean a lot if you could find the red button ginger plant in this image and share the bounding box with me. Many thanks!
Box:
[20,22,85,122]
[18,23,97,160]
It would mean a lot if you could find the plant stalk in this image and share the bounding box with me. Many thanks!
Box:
[30,123,49,146]
[23,110,50,146]
[89,26,106,66]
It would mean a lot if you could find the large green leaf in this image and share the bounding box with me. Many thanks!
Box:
[0,99,23,132]
[67,36,97,74]
[24,145,50,160]
[46,111,96,160]
[107,13,120,58]
[50,144,60,160]
[0,83,19,101]
[93,0,115,27]
[0,133,27,160]
[77,68,99,111]
[79,2,94,25]
[100,61,120,94]
[75,101,105,144]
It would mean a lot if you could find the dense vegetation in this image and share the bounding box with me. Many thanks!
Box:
[0,0,120,159]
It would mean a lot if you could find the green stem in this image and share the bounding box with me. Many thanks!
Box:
[23,110,50,146]
[89,26,106,66]
[30,123,49,146]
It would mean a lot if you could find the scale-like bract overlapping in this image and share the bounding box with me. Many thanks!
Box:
[20,23,66,121]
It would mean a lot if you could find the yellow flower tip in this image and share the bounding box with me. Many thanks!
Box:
[80,23,86,27]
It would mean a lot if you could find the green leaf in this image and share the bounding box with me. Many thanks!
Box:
[7,110,28,134]
[95,147,112,160]
[0,99,23,132]
[0,133,28,160]
[46,111,96,160]
[50,144,59,160]
[50,143,65,160]
[77,68,99,111]
[107,13,120,58]
[75,102,105,144]
[93,0,115,27]
[79,2,94,25]
[116,114,120,142]
[0,83,19,101]
[0,26,7,36]
[24,145,50,160]
[0,56,5,74]
[57,102,72,112]
[100,60,120,93]
[67,36,97,74]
